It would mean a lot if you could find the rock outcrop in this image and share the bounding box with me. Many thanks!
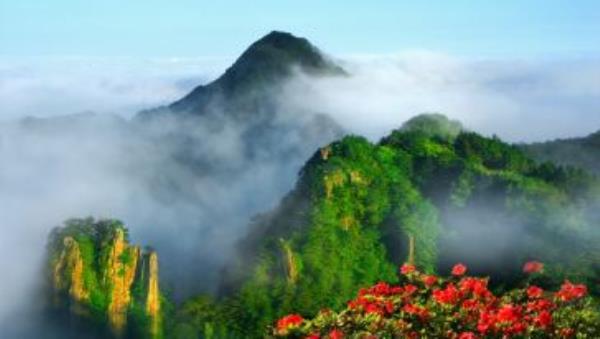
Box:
[144,252,161,337]
[47,218,163,338]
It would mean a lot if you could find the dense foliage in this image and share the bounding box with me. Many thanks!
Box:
[273,262,600,338]
[169,115,600,338]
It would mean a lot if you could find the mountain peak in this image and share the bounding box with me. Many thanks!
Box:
[224,30,344,82]
[164,31,344,114]
[255,30,308,47]
[399,113,464,141]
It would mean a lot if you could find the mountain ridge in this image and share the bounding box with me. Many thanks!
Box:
[522,130,600,175]
[193,114,600,337]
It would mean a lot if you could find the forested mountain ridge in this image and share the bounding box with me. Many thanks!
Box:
[170,114,600,337]
[522,130,600,175]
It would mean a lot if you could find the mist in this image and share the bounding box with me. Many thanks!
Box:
[1,52,600,336]
[0,93,341,337]
[0,56,229,120]
[283,52,600,142]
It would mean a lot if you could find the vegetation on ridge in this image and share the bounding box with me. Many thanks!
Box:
[169,114,600,338]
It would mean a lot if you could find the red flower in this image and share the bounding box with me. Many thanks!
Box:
[527,285,544,299]
[403,303,418,314]
[452,263,467,276]
[306,334,320,339]
[433,283,461,305]
[459,277,491,299]
[372,282,391,296]
[556,281,587,302]
[276,314,304,332]
[507,321,526,335]
[403,303,429,320]
[526,299,555,313]
[390,286,404,295]
[496,304,521,324]
[461,299,478,310]
[477,311,495,334]
[523,261,544,274]
[328,329,344,339]
[534,310,552,328]
[403,284,418,296]
[385,300,395,314]
[401,263,416,275]
[365,303,383,315]
[422,275,438,287]
[458,332,477,339]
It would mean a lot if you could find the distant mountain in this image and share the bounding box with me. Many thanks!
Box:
[135,30,344,164]
[138,30,345,120]
[522,130,600,175]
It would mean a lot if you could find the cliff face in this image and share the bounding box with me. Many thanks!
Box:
[144,252,161,337]
[52,236,90,316]
[47,218,163,338]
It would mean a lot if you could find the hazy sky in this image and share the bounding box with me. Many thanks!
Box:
[1,1,600,58]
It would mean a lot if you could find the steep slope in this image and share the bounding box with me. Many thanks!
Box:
[522,130,600,175]
[47,218,164,338]
[174,115,600,337]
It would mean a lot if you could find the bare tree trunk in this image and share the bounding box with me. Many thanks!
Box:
[408,234,415,265]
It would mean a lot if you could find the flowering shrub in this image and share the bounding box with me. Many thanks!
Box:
[272,262,600,338]
[523,261,544,274]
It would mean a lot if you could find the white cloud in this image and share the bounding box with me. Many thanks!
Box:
[0,56,230,120]
[2,53,599,141]
[283,52,600,142]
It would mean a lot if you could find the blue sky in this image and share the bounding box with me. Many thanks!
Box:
[1,1,600,58]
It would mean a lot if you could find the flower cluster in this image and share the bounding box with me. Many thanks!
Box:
[275,314,304,335]
[272,262,600,338]
[523,261,544,274]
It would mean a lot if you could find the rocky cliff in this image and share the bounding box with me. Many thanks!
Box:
[47,218,163,338]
